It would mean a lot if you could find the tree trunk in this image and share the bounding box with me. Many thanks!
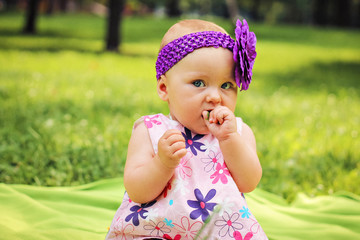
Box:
[251,0,261,21]
[46,0,55,15]
[334,0,351,27]
[59,0,67,12]
[105,0,125,52]
[313,0,328,25]
[165,0,181,17]
[225,0,239,24]
[23,0,40,34]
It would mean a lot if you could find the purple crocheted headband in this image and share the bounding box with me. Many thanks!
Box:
[155,19,257,91]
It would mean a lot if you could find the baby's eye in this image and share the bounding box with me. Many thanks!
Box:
[221,82,233,89]
[193,80,205,87]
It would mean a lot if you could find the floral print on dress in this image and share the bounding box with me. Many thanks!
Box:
[215,212,244,238]
[187,188,217,222]
[173,216,203,239]
[125,200,156,226]
[173,178,190,196]
[240,206,251,219]
[234,231,254,240]
[201,150,223,173]
[106,114,268,240]
[210,162,230,184]
[144,207,159,222]
[144,115,162,128]
[216,197,235,217]
[182,127,206,156]
[108,218,134,240]
[144,220,171,236]
[249,217,261,234]
[177,151,193,180]
[199,139,218,155]
[164,218,175,228]
[163,181,172,198]
[164,234,182,240]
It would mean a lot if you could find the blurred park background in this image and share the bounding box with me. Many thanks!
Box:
[0,0,359,202]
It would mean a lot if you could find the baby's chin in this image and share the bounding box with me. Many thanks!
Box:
[170,113,210,135]
[183,122,210,135]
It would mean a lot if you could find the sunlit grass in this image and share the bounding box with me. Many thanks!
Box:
[0,13,359,201]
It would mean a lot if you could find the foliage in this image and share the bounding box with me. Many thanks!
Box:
[0,13,359,202]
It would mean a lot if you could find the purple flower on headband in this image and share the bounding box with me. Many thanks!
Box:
[233,19,257,91]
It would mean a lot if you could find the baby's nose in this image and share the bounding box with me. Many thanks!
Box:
[205,88,221,104]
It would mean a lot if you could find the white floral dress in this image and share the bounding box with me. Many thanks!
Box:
[106,114,267,240]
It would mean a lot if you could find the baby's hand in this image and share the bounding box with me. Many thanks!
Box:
[157,129,187,169]
[203,106,237,141]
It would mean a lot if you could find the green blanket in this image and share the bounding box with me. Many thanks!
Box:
[1,178,359,240]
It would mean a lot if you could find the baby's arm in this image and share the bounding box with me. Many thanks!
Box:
[204,107,262,193]
[124,121,186,204]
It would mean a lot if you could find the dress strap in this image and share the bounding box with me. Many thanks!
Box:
[236,117,243,135]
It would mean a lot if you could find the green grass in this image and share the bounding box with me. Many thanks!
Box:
[0,13,359,202]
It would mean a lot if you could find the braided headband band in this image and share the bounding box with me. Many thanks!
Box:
[155,19,257,91]
[155,31,235,79]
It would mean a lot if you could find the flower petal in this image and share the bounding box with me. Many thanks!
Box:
[204,189,216,202]
[184,127,192,139]
[187,200,200,209]
[190,209,203,220]
[194,188,205,201]
[193,142,205,151]
[206,202,217,211]
[193,134,204,141]
[219,224,230,237]
[190,146,198,155]
[143,200,157,208]
[200,210,210,222]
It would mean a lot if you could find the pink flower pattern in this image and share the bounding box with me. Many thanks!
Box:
[173,216,203,239]
[163,233,182,240]
[249,217,261,234]
[210,162,230,184]
[144,115,162,128]
[177,151,193,180]
[163,181,172,198]
[233,231,254,240]
[110,218,134,240]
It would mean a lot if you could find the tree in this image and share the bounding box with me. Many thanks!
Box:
[313,0,328,25]
[105,0,126,52]
[225,0,239,24]
[46,0,55,15]
[165,0,181,17]
[23,0,41,34]
[251,0,262,21]
[334,0,351,27]
[59,0,68,12]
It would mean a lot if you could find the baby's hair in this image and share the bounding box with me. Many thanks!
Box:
[159,19,228,50]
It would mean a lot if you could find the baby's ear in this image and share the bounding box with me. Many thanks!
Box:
[157,75,169,101]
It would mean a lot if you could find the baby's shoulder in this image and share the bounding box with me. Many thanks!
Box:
[133,116,145,130]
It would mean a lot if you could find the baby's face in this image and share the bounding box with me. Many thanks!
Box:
[164,47,238,134]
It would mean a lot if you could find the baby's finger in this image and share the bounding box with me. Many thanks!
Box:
[173,148,187,160]
[215,109,227,125]
[212,107,233,125]
[162,129,182,139]
[166,132,185,145]
[170,140,186,153]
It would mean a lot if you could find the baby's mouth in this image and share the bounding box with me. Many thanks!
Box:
[202,110,211,120]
